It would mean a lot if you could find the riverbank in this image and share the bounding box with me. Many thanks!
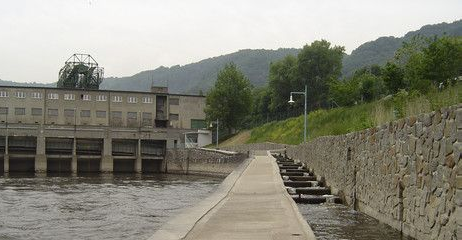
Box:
[218,104,461,240]
[150,151,316,240]
[164,148,247,177]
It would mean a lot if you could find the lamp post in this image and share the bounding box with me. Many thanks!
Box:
[288,85,307,143]
[209,119,219,148]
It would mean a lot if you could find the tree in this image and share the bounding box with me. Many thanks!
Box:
[353,64,382,78]
[205,63,253,132]
[248,87,271,126]
[268,55,298,113]
[382,62,406,93]
[403,51,432,93]
[421,36,462,86]
[328,78,360,106]
[358,73,385,102]
[329,71,385,106]
[393,35,430,66]
[297,40,345,110]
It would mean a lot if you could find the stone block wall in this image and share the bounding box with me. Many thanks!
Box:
[221,142,287,154]
[283,104,461,240]
[165,148,247,177]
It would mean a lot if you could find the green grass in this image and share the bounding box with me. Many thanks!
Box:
[247,83,461,145]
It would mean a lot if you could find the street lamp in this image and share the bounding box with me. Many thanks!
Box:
[288,85,307,143]
[209,119,219,148]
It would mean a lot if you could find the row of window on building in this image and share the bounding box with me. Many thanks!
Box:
[0,91,178,104]
[0,107,180,121]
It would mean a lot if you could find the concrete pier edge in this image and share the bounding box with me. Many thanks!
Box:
[267,150,317,239]
[149,150,317,240]
[148,156,253,240]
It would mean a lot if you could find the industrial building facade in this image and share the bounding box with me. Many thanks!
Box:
[0,85,211,174]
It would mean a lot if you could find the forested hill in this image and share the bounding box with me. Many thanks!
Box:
[100,48,300,94]
[0,79,55,88]
[1,20,460,93]
[342,19,462,77]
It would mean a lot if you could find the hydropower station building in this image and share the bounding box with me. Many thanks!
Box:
[0,85,211,174]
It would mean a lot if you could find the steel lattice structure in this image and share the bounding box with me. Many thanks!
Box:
[57,54,104,89]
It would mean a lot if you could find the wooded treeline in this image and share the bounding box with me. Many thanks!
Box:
[249,35,461,127]
[206,35,462,132]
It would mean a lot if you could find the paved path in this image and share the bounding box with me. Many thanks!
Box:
[184,152,315,240]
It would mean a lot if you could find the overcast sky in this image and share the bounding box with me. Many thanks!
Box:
[0,0,460,84]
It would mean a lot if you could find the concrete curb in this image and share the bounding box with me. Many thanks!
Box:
[147,157,253,240]
[266,150,317,240]
[197,147,238,155]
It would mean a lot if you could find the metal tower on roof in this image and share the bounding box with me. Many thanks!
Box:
[57,54,104,89]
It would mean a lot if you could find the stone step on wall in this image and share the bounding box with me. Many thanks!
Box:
[273,153,342,205]
[284,181,318,187]
[281,172,310,177]
[287,176,317,181]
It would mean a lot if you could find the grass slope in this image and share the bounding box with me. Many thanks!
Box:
[218,130,251,147]
[247,84,461,145]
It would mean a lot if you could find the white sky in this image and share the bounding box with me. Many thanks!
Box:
[0,0,460,83]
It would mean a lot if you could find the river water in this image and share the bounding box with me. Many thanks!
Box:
[0,173,222,240]
[1,173,415,240]
[298,203,414,240]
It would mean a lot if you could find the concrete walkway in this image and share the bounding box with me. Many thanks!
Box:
[183,151,315,240]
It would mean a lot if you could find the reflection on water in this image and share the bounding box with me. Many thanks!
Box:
[298,204,414,240]
[0,173,222,240]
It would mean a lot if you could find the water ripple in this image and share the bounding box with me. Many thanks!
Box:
[0,173,222,240]
[298,204,414,240]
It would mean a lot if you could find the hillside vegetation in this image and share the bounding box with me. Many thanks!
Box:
[1,20,460,95]
[101,48,300,94]
[246,83,461,145]
[342,20,462,77]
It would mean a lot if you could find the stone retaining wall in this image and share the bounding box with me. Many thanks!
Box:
[282,104,461,240]
[165,148,247,177]
[225,104,461,240]
[221,142,287,154]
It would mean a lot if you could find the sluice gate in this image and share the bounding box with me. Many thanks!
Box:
[141,140,165,173]
[76,139,102,172]
[0,134,167,174]
[46,138,73,172]
[8,136,36,172]
[112,139,137,172]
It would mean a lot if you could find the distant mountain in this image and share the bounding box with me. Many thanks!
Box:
[100,48,300,94]
[342,19,462,77]
[1,20,460,93]
[0,79,55,88]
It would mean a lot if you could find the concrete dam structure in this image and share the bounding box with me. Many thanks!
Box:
[0,125,167,173]
[0,85,213,174]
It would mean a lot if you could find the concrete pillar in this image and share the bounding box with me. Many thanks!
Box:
[71,138,77,173]
[35,135,47,172]
[4,136,8,173]
[185,148,190,175]
[101,137,113,172]
[3,154,8,173]
[162,139,170,173]
[135,138,142,173]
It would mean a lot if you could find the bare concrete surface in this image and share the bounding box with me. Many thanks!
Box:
[148,157,252,240]
[182,151,316,240]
